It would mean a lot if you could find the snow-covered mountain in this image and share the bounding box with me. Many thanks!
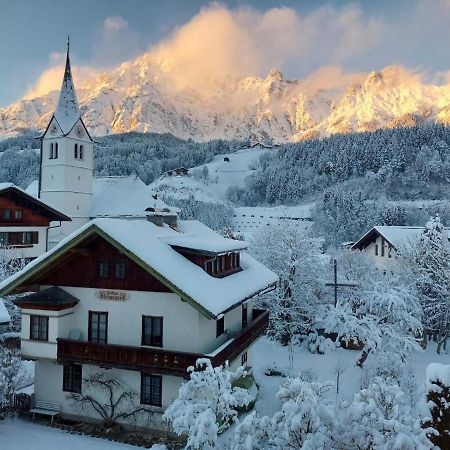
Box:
[2,54,450,142]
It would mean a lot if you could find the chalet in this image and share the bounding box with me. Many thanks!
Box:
[351,225,450,266]
[0,212,277,427]
[0,183,70,260]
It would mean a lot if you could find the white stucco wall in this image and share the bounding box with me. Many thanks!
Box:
[34,361,183,427]
[361,235,397,267]
[0,226,48,258]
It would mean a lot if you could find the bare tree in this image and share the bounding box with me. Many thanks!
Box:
[68,371,154,429]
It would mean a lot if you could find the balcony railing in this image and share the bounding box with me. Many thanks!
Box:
[57,309,269,377]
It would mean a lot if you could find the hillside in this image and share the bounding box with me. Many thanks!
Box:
[2,58,450,142]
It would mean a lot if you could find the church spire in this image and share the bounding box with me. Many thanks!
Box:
[54,36,81,134]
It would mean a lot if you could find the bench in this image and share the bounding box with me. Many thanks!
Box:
[30,400,61,424]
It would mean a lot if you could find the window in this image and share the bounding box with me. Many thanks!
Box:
[54,142,58,159]
[14,209,23,220]
[88,311,108,343]
[3,209,11,220]
[216,316,224,338]
[63,364,82,393]
[30,315,49,341]
[241,351,247,366]
[0,232,9,245]
[74,144,78,159]
[242,303,248,329]
[381,238,385,257]
[49,143,54,159]
[99,261,109,278]
[141,374,162,406]
[115,261,127,279]
[142,316,163,347]
[79,145,84,160]
[212,258,218,275]
[221,256,226,271]
[22,232,33,245]
[375,244,378,256]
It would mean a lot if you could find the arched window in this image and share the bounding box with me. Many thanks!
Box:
[49,143,54,159]
[79,145,84,160]
[54,142,58,159]
[74,144,78,159]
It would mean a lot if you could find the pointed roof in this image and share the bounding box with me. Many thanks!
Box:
[53,38,81,135]
[0,219,278,318]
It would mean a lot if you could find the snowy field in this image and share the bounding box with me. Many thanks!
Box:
[191,148,270,200]
[2,338,449,449]
[250,338,450,418]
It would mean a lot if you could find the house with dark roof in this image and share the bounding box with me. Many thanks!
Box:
[0,183,70,260]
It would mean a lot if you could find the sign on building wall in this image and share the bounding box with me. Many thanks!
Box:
[95,290,129,301]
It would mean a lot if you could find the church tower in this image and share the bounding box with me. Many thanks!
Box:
[39,39,93,246]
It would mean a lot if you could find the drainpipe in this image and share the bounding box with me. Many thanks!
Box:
[46,221,62,252]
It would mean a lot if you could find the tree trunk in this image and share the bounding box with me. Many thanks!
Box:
[356,349,370,367]
[421,332,428,349]
[437,331,448,355]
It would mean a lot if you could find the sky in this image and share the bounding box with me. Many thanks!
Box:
[1,0,450,107]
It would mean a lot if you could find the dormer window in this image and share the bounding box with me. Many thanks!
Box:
[203,252,241,277]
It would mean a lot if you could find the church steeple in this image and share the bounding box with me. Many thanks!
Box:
[39,38,94,247]
[54,36,81,135]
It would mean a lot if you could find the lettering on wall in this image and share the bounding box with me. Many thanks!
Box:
[95,290,130,302]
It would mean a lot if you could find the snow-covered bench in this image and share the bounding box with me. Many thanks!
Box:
[30,400,61,424]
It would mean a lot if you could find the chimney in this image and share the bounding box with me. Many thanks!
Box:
[145,207,178,228]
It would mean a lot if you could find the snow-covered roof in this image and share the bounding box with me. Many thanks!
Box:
[0,299,10,323]
[352,225,450,251]
[54,48,81,135]
[0,219,277,318]
[164,222,247,254]
[26,176,179,219]
[91,175,179,218]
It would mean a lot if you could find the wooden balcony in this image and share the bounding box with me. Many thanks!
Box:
[57,309,269,377]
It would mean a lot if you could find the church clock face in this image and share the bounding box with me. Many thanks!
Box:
[75,125,85,138]
[50,124,58,135]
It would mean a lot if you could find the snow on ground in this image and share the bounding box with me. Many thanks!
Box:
[251,337,450,418]
[0,418,165,450]
[190,147,270,200]
[150,174,220,203]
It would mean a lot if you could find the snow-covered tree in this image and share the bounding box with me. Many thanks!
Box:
[0,347,22,419]
[251,222,326,361]
[337,377,432,450]
[163,359,252,449]
[319,251,422,366]
[405,215,450,352]
[424,363,450,448]
[271,378,336,450]
[231,412,272,450]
